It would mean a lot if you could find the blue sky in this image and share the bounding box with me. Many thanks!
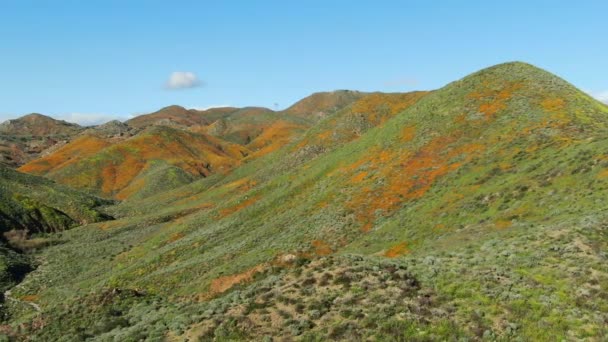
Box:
[0,0,606,125]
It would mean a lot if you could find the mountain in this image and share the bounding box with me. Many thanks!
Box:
[19,126,250,199]
[2,62,608,340]
[0,114,84,167]
[0,114,82,136]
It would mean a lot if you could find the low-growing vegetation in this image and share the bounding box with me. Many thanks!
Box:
[1,62,607,341]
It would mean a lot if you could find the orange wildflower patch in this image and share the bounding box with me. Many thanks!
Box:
[400,125,416,142]
[467,82,522,101]
[499,162,513,171]
[19,135,111,174]
[115,177,146,200]
[317,130,333,140]
[341,158,368,173]
[350,171,368,183]
[224,178,257,192]
[20,294,39,302]
[597,169,608,179]
[218,195,261,218]
[479,102,507,118]
[345,133,485,232]
[541,98,565,112]
[384,242,409,258]
[167,232,185,243]
[209,264,266,294]
[98,220,127,231]
[351,92,429,125]
[467,82,522,119]
[100,152,145,195]
[495,219,512,229]
[311,240,333,256]
[28,128,248,198]
[247,120,305,159]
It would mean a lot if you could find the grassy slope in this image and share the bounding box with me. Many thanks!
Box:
[4,62,608,340]
[0,166,112,304]
[197,91,367,146]
[19,126,250,199]
[193,107,304,145]
[0,166,112,233]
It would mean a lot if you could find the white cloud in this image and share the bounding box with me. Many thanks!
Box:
[56,113,128,126]
[591,90,608,104]
[165,71,202,90]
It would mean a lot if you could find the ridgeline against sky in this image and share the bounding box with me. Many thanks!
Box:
[0,1,606,124]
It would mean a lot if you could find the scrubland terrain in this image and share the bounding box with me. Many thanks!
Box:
[0,62,607,341]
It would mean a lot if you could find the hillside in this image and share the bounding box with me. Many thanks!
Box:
[0,114,84,167]
[19,126,250,199]
[2,62,608,340]
[195,107,313,146]
[0,166,111,235]
[0,166,112,301]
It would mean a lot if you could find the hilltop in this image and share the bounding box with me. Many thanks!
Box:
[0,114,82,136]
[125,105,238,129]
[1,62,608,340]
[284,90,366,120]
[0,114,84,167]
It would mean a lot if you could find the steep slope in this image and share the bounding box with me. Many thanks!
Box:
[0,114,83,167]
[20,126,249,199]
[244,120,308,159]
[19,135,113,175]
[290,91,430,156]
[5,63,608,340]
[0,166,112,320]
[0,166,112,235]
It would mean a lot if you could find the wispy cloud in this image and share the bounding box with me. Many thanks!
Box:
[165,71,203,90]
